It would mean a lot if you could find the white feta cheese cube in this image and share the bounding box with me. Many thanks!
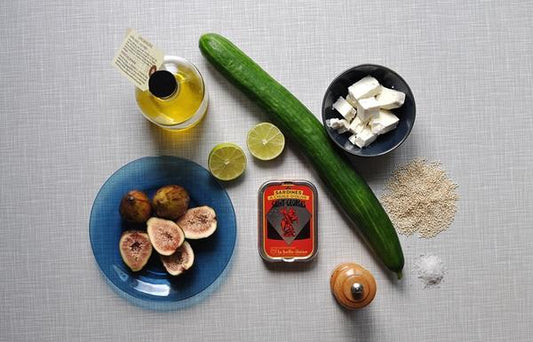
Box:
[353,126,377,148]
[348,76,381,101]
[349,116,365,135]
[327,118,350,133]
[332,97,356,122]
[345,95,357,107]
[375,87,406,110]
[336,119,351,134]
[326,118,342,129]
[357,97,380,123]
[348,134,358,145]
[370,109,400,135]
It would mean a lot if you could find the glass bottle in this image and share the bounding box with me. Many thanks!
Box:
[135,56,208,131]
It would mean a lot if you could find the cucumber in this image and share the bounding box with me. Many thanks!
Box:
[199,33,404,277]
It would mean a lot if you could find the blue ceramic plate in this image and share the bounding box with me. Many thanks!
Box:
[89,156,236,310]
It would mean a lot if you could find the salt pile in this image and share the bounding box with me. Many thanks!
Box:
[413,254,445,288]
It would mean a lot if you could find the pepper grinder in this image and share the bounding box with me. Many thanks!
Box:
[330,262,377,310]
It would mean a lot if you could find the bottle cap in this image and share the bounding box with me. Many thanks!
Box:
[148,70,177,98]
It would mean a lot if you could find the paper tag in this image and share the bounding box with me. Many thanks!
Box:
[112,29,164,91]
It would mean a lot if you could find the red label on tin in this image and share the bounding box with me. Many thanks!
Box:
[261,183,316,260]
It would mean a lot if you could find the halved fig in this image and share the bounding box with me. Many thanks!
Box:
[152,185,190,220]
[119,230,152,272]
[146,217,185,256]
[160,241,194,276]
[119,190,152,224]
[176,206,217,239]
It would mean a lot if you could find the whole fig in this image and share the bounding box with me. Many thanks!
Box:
[152,185,190,220]
[119,190,152,224]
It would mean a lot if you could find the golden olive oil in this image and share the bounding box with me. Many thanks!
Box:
[135,56,208,130]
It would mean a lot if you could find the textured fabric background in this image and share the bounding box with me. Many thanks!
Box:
[1,1,532,341]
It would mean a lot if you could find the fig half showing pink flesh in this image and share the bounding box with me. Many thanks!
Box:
[119,230,153,272]
[160,241,195,276]
[175,206,217,239]
[146,217,185,256]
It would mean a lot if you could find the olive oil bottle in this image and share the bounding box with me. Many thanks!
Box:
[136,56,208,130]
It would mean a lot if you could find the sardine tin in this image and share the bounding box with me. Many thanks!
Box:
[258,180,318,262]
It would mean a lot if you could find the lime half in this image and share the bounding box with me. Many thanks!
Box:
[246,122,285,160]
[208,143,247,181]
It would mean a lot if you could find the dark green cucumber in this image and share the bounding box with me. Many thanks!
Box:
[199,33,404,277]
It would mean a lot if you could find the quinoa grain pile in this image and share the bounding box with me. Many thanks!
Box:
[381,159,458,238]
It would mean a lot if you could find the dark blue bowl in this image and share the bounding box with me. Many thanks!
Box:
[322,64,416,157]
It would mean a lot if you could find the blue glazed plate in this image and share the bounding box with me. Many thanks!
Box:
[89,156,236,310]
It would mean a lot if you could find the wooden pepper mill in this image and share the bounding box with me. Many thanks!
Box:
[330,263,377,310]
